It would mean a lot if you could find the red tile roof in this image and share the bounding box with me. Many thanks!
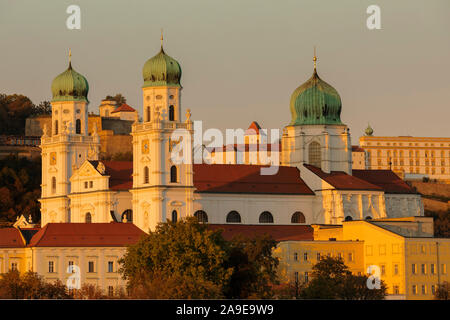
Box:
[28,223,145,247]
[304,164,383,191]
[245,121,262,135]
[89,161,133,190]
[0,228,26,248]
[352,170,417,194]
[111,103,136,113]
[352,145,365,152]
[208,224,314,241]
[193,164,314,195]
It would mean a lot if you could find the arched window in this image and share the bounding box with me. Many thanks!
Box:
[171,210,178,223]
[194,210,208,223]
[170,166,177,183]
[54,120,58,135]
[226,211,241,223]
[85,212,92,223]
[365,216,372,220]
[144,166,149,184]
[122,210,133,223]
[146,107,151,122]
[75,119,81,134]
[259,211,274,223]
[291,211,306,224]
[169,105,175,121]
[105,110,109,117]
[51,177,56,194]
[345,216,353,221]
[308,141,321,168]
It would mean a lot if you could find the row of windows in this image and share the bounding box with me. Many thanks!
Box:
[48,260,116,274]
[412,284,438,295]
[193,210,306,224]
[366,141,450,148]
[292,251,354,263]
[369,150,450,158]
[53,119,83,135]
[84,210,133,223]
[411,263,447,275]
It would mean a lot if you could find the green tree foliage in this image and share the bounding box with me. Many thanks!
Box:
[0,156,42,223]
[0,270,71,299]
[119,218,280,299]
[224,234,279,299]
[300,256,387,300]
[104,94,127,106]
[0,93,51,135]
[434,281,450,300]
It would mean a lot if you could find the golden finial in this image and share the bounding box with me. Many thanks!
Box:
[313,46,317,70]
[160,29,164,48]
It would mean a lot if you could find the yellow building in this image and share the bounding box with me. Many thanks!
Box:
[359,131,450,182]
[313,217,450,300]
[0,222,144,294]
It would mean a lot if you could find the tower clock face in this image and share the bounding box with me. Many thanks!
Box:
[50,152,57,165]
[142,139,149,154]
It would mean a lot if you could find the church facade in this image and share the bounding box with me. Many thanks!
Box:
[38,42,423,233]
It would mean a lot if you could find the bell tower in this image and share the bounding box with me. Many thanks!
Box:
[131,37,194,232]
[40,51,100,226]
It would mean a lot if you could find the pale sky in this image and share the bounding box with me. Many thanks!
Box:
[0,0,449,142]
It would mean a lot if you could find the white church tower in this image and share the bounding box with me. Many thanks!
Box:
[40,51,100,225]
[281,52,352,174]
[131,36,194,232]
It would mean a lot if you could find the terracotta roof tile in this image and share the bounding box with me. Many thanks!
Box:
[28,223,145,247]
[352,170,417,194]
[304,164,382,191]
[352,145,365,152]
[193,164,314,195]
[111,103,136,113]
[0,228,26,248]
[208,224,314,241]
[89,161,133,190]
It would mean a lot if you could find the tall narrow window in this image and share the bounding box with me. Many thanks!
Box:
[75,119,81,134]
[85,212,92,223]
[144,166,149,184]
[48,261,54,273]
[54,120,58,135]
[170,166,177,183]
[308,141,321,168]
[122,210,133,223]
[146,107,151,122]
[108,261,114,273]
[171,210,178,223]
[51,177,56,194]
[88,261,94,273]
[169,105,175,121]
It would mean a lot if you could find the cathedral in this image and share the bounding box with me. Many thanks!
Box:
[38,41,424,233]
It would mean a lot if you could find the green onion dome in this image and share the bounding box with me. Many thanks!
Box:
[51,61,89,102]
[289,67,342,126]
[142,46,181,88]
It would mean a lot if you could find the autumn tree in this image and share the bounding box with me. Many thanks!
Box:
[434,281,450,300]
[0,270,70,299]
[104,94,127,106]
[300,256,387,300]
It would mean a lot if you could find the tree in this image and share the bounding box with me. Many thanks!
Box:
[434,281,450,300]
[224,234,279,299]
[104,94,126,106]
[0,270,71,299]
[119,217,233,299]
[32,100,52,116]
[0,93,35,135]
[300,256,387,300]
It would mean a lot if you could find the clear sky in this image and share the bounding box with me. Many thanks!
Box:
[0,0,449,142]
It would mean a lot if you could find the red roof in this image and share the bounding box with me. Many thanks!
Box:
[212,143,281,153]
[89,161,133,190]
[111,103,136,113]
[304,164,383,191]
[352,145,365,152]
[193,164,314,195]
[245,121,262,135]
[208,224,314,241]
[0,228,26,248]
[28,223,145,247]
[352,170,416,194]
